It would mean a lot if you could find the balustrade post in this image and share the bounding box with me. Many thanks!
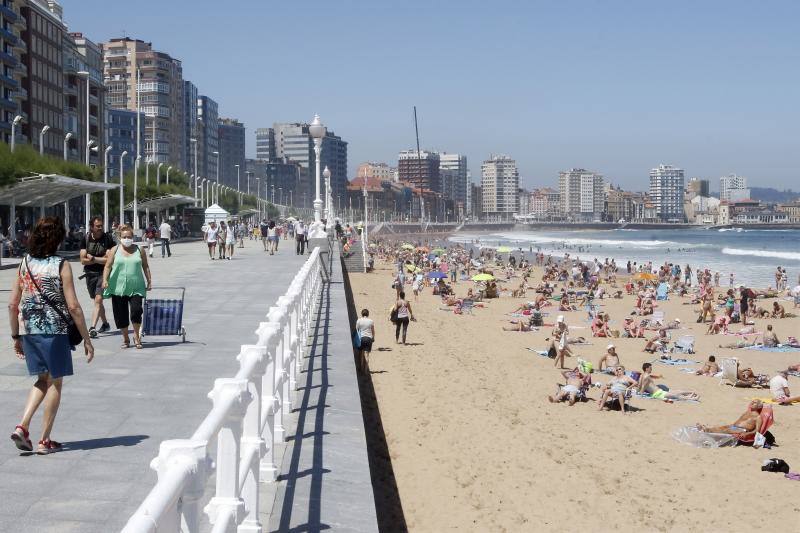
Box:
[205,379,251,531]
[256,322,281,482]
[276,295,295,415]
[266,306,288,441]
[237,346,267,532]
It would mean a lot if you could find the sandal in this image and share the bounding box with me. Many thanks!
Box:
[135,342,143,349]
[10,425,32,452]
[36,438,62,455]
[121,341,130,349]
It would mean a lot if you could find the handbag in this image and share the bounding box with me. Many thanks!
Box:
[24,256,83,347]
[390,308,398,323]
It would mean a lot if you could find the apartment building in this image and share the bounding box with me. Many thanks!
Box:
[481,154,519,218]
[0,0,25,145]
[218,117,245,189]
[649,164,685,222]
[105,107,144,178]
[196,95,218,180]
[398,149,440,192]
[439,152,468,209]
[558,168,604,222]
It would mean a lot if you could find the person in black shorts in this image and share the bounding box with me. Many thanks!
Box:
[355,309,375,373]
[79,216,115,338]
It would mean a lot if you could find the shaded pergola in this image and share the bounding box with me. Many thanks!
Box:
[124,194,197,221]
[0,174,117,235]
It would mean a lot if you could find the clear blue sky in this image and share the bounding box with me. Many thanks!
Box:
[63,0,799,191]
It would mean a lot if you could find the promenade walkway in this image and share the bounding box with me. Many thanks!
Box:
[0,237,305,532]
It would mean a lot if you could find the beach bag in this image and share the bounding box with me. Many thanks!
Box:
[547,345,557,359]
[353,330,361,349]
[761,458,790,473]
[753,432,766,449]
[24,257,82,347]
[389,308,398,323]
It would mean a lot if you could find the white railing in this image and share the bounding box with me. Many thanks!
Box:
[122,247,325,533]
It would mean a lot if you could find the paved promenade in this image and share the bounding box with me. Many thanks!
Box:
[0,237,305,532]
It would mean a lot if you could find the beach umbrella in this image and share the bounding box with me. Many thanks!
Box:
[401,243,414,250]
[405,264,419,272]
[431,248,446,255]
[471,273,495,282]
[416,246,430,253]
[633,272,657,281]
[496,246,513,253]
[427,272,447,279]
[369,243,377,248]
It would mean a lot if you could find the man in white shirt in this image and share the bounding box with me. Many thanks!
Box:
[295,221,307,255]
[769,370,800,404]
[159,219,172,258]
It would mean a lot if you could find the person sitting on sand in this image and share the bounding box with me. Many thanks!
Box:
[696,399,764,435]
[548,368,589,406]
[637,363,700,401]
[559,292,576,312]
[597,344,620,373]
[706,314,731,335]
[762,324,780,347]
[591,313,611,337]
[597,366,637,413]
[753,305,771,319]
[696,356,720,376]
[769,370,800,404]
[643,328,669,353]
[640,298,654,316]
[502,315,534,332]
[772,301,786,319]
[623,317,644,338]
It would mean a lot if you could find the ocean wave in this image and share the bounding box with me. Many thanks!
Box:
[491,233,685,249]
[722,248,800,262]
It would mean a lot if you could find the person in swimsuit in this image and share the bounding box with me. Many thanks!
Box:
[637,363,700,401]
[696,400,764,435]
[597,367,636,413]
[597,344,620,373]
[696,356,719,376]
[548,368,588,406]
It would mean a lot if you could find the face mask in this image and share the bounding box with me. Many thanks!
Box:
[120,238,134,247]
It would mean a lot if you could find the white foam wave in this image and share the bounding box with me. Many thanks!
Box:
[490,232,684,249]
[722,248,800,262]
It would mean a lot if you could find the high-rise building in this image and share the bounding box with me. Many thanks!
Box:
[196,95,218,181]
[255,127,274,160]
[558,168,605,222]
[481,155,519,218]
[719,174,750,202]
[183,80,198,173]
[270,122,348,202]
[65,32,105,165]
[398,149,440,191]
[439,152,468,209]
[102,37,185,168]
[355,162,397,181]
[529,188,561,219]
[0,0,25,145]
[20,0,66,157]
[105,108,144,179]
[468,182,482,219]
[218,117,245,189]
[649,164,685,222]
[686,177,710,199]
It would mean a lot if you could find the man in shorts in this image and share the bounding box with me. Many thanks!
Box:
[355,309,375,373]
[259,219,270,252]
[80,216,114,338]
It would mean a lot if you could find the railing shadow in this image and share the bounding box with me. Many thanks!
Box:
[275,277,332,532]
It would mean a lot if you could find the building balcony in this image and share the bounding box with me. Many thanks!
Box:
[0,49,18,67]
[0,96,17,111]
[0,26,17,43]
[0,71,19,88]
[0,3,19,22]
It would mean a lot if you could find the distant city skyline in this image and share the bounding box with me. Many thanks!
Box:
[62,0,800,189]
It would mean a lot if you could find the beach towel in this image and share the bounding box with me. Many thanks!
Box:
[654,358,699,366]
[749,396,800,405]
[656,282,669,301]
[527,348,550,357]
[746,345,800,352]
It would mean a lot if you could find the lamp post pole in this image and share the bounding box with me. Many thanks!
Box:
[63,132,72,160]
[323,166,331,226]
[246,171,251,195]
[256,177,261,218]
[157,162,163,187]
[308,114,326,237]
[167,166,172,185]
[119,151,128,225]
[191,138,198,204]
[213,150,219,202]
[104,146,112,231]
[200,179,206,207]
[235,164,240,192]
[39,125,49,156]
[134,155,141,232]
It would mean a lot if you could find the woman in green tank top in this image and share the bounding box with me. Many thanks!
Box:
[102,225,152,348]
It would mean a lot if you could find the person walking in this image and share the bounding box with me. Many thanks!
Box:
[102,225,152,349]
[143,222,157,258]
[237,221,246,248]
[267,220,278,255]
[158,219,172,258]
[9,216,94,454]
[355,308,375,373]
[217,221,228,260]
[225,220,236,260]
[79,216,113,338]
[205,221,219,260]
[392,291,414,345]
[259,219,270,252]
[295,221,306,255]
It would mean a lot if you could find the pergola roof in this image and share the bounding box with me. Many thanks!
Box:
[125,194,196,212]
[0,174,118,207]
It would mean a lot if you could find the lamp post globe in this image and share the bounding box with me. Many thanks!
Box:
[322,165,332,226]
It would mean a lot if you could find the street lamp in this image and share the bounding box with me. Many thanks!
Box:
[235,164,240,192]
[167,166,172,185]
[104,145,112,230]
[85,140,98,231]
[156,162,163,187]
[191,137,198,204]
[323,165,332,225]
[39,125,50,156]
[308,114,326,237]
[256,177,261,217]
[212,150,219,186]
[245,171,252,194]
[63,132,73,160]
[119,151,128,225]
[200,178,207,207]
[134,154,142,232]
[10,115,23,152]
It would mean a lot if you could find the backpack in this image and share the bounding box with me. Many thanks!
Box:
[761,458,789,473]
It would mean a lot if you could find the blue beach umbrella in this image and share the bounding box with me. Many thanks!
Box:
[427,272,447,279]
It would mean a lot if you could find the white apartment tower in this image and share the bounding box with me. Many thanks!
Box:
[649,164,685,222]
[558,168,604,222]
[481,155,519,219]
[439,152,468,209]
[719,174,751,202]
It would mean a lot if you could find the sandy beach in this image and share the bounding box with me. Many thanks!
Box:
[350,253,800,532]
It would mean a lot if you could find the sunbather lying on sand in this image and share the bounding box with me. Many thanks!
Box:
[696,400,764,435]
[548,368,589,406]
[638,363,700,401]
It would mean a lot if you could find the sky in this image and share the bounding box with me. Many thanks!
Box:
[63,0,800,191]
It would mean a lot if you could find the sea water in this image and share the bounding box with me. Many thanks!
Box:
[448,228,800,288]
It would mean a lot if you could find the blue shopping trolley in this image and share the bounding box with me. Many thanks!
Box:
[142,287,187,343]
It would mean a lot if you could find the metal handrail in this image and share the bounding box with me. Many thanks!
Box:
[122,247,324,532]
